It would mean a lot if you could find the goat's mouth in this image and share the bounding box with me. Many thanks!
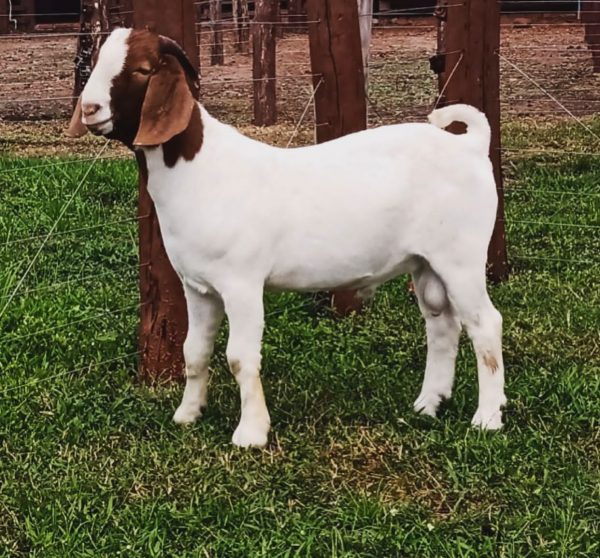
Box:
[85,117,113,135]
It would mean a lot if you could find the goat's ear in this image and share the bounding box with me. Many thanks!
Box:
[133,54,195,147]
[66,96,88,138]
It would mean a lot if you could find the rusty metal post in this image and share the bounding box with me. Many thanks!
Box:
[435,0,508,282]
[132,0,199,382]
[253,0,277,125]
[306,0,367,314]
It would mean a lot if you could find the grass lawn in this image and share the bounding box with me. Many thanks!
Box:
[0,120,598,557]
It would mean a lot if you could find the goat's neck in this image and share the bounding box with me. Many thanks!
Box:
[141,103,204,172]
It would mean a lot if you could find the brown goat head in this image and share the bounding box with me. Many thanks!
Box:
[69,28,200,151]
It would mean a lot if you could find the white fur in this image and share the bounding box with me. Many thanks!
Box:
[85,31,507,448]
[428,103,491,154]
[80,27,131,133]
[144,105,506,446]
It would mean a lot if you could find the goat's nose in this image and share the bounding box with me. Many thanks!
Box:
[82,103,101,117]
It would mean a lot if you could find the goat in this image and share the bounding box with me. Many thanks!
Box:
[68,28,507,447]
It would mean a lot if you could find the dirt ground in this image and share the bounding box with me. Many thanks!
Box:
[1,15,598,156]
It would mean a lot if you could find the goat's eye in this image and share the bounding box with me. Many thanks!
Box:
[134,67,152,76]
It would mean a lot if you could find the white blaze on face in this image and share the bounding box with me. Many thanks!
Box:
[80,27,132,133]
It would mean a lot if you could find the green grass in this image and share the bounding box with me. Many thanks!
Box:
[0,120,598,557]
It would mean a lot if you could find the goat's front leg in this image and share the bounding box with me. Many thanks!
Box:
[173,286,224,424]
[223,285,270,448]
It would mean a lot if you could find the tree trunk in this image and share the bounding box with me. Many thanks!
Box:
[253,0,277,125]
[209,0,224,65]
[73,0,111,107]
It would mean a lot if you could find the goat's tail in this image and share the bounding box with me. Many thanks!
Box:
[427,104,491,154]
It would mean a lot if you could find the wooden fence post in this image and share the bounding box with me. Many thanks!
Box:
[239,0,250,53]
[209,0,224,65]
[435,0,508,282]
[306,0,367,314]
[253,0,277,125]
[233,0,250,53]
[132,0,199,383]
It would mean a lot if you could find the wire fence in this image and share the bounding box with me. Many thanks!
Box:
[0,5,598,396]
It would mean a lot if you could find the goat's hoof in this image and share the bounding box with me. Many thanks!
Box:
[414,390,447,417]
[173,405,202,425]
[232,421,270,448]
[471,407,504,430]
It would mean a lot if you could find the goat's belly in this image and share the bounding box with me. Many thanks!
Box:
[265,253,417,292]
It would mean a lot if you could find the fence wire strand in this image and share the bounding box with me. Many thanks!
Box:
[0,140,111,324]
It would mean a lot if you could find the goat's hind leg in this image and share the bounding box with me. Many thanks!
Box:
[173,286,224,424]
[412,265,461,418]
[436,263,506,430]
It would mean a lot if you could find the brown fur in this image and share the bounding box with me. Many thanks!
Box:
[133,52,196,148]
[162,104,204,168]
[66,96,87,137]
[483,353,499,373]
[69,29,202,167]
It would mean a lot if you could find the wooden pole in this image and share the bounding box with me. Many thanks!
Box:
[306,1,366,145]
[132,0,199,383]
[232,0,250,54]
[209,0,224,65]
[582,1,600,72]
[434,0,508,282]
[306,0,367,314]
[253,0,277,125]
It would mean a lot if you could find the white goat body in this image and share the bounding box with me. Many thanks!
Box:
[145,104,496,296]
[77,28,506,448]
